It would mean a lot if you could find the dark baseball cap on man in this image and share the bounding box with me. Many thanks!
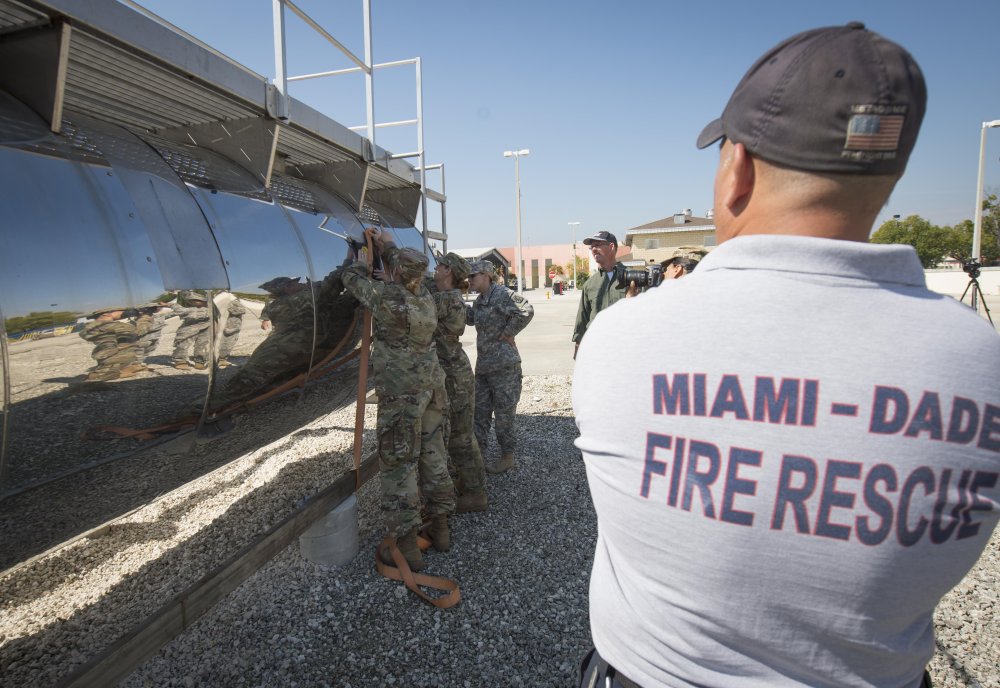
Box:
[583,231,618,247]
[696,22,926,175]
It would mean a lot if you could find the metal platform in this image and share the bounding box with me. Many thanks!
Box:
[0,0,434,227]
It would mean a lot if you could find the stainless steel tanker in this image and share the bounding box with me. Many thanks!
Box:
[0,89,432,571]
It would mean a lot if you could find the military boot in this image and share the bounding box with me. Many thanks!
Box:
[456,490,488,513]
[428,514,450,552]
[486,452,515,474]
[193,362,208,370]
[379,528,424,571]
[173,361,192,371]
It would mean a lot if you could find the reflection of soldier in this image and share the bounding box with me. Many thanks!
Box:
[258,277,300,332]
[79,308,146,382]
[204,277,313,410]
[217,299,247,367]
[423,253,488,513]
[346,229,455,573]
[171,291,211,371]
[136,302,170,363]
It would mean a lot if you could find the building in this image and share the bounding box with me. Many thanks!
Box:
[496,244,631,289]
[624,209,716,265]
[450,248,511,278]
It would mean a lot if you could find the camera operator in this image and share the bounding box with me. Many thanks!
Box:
[624,246,708,297]
[573,231,627,358]
[574,23,1000,688]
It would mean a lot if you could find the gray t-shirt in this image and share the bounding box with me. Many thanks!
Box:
[573,234,1000,688]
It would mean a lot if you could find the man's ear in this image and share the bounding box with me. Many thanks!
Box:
[720,142,755,213]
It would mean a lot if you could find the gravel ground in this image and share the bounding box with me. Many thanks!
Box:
[1,375,998,687]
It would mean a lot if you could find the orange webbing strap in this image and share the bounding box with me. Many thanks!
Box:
[80,421,197,441]
[375,532,461,609]
[352,228,376,489]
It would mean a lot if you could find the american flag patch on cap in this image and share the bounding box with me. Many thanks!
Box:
[844,114,904,151]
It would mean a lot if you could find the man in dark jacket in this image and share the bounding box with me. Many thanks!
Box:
[572,231,627,358]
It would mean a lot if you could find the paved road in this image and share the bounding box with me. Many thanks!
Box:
[461,287,581,376]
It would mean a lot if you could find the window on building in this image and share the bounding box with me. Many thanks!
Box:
[704,235,717,247]
[645,238,659,250]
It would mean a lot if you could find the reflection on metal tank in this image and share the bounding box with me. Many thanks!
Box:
[0,88,429,570]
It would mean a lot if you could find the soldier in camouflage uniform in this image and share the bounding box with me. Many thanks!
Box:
[344,228,455,572]
[217,298,247,367]
[135,303,169,364]
[170,291,212,370]
[205,277,312,409]
[466,260,534,474]
[424,252,489,513]
[79,307,146,381]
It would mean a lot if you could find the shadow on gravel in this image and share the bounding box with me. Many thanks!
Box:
[0,371,361,572]
[0,404,375,688]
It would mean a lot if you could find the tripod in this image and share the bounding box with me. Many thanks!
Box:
[959,265,994,327]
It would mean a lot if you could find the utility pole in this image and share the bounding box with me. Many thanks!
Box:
[568,222,580,288]
[504,149,530,295]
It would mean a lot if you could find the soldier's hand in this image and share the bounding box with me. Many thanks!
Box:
[574,342,579,360]
[372,268,391,285]
[626,280,639,298]
[498,333,516,347]
[261,321,269,331]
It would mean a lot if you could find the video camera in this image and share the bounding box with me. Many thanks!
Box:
[963,259,982,279]
[617,265,664,290]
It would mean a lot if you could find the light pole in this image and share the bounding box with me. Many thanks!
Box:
[972,120,1000,263]
[568,222,580,288]
[504,149,529,295]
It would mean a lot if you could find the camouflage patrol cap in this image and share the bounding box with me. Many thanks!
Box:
[661,246,709,266]
[467,260,493,276]
[439,252,471,280]
[181,290,208,302]
[396,247,430,278]
[258,276,301,293]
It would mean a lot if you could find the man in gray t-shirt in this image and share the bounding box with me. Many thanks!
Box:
[575,23,999,688]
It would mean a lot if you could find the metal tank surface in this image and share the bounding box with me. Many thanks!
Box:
[0,93,432,572]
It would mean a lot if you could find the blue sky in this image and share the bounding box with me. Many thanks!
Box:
[137,0,1000,251]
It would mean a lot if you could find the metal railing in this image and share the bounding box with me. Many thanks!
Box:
[272,0,447,251]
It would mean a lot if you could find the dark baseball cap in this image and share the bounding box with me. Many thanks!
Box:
[696,22,926,175]
[583,231,618,246]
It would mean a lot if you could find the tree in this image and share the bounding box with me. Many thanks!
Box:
[919,190,999,267]
[870,215,955,268]
[4,310,80,335]
[567,255,589,283]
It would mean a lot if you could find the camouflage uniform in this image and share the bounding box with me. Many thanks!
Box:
[170,301,211,365]
[466,271,534,454]
[423,256,486,495]
[136,310,167,363]
[207,284,314,409]
[79,317,139,381]
[218,299,247,363]
[342,241,455,537]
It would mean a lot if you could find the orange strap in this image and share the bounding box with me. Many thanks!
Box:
[80,421,198,441]
[375,528,461,609]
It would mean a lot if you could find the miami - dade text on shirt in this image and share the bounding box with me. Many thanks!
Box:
[641,373,999,547]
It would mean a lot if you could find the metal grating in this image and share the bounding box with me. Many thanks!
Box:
[12,118,108,165]
[64,30,260,133]
[359,203,382,225]
[269,173,332,214]
[0,1,44,30]
[278,125,354,167]
[140,133,267,196]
